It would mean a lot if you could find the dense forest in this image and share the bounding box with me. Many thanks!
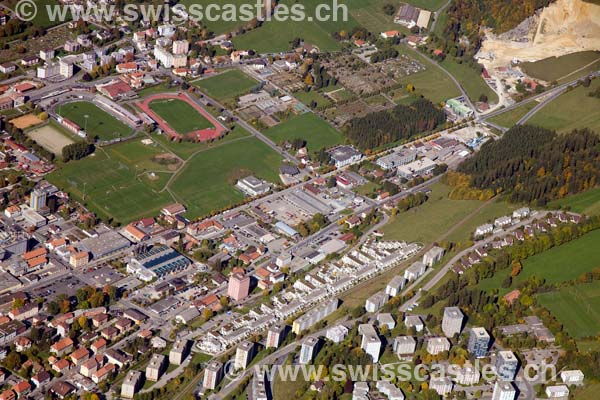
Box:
[439,0,554,60]
[344,99,446,149]
[457,125,600,205]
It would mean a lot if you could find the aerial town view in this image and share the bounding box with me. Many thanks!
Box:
[0,0,598,398]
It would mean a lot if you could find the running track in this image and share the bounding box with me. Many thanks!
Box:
[136,92,226,142]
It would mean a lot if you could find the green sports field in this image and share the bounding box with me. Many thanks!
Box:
[548,187,600,216]
[264,113,345,153]
[151,123,252,160]
[520,51,600,82]
[148,99,214,135]
[478,229,600,293]
[192,70,258,102]
[170,137,283,218]
[526,79,600,133]
[538,281,600,338]
[47,140,175,223]
[58,101,133,141]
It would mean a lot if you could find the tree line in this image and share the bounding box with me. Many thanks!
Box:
[344,99,447,149]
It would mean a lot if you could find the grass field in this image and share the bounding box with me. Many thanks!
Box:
[192,70,258,102]
[548,187,600,216]
[440,58,498,104]
[151,123,252,160]
[520,51,600,82]
[478,229,600,293]
[232,0,359,52]
[293,89,332,108]
[58,101,133,141]
[264,113,345,153]
[47,140,174,223]
[404,0,448,10]
[179,0,253,34]
[445,199,519,243]
[170,137,282,218]
[526,79,600,133]
[32,0,68,28]
[396,46,461,103]
[487,102,536,128]
[538,281,600,338]
[148,98,214,134]
[381,182,484,244]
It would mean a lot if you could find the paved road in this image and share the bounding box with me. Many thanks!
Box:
[478,72,599,122]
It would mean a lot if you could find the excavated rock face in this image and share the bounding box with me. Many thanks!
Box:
[477,0,600,70]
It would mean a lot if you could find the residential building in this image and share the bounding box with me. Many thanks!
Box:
[30,188,47,210]
[492,381,516,400]
[474,223,493,237]
[359,324,381,362]
[299,336,320,364]
[203,361,223,390]
[393,336,416,358]
[468,327,491,358]
[69,251,89,268]
[386,275,406,297]
[560,370,584,384]
[234,341,255,370]
[442,306,464,337]
[377,313,395,329]
[404,315,424,332]
[146,354,167,381]
[172,40,189,55]
[169,339,190,365]
[545,385,569,398]
[365,291,388,312]
[455,365,480,385]
[423,246,445,267]
[228,273,250,302]
[404,261,426,281]
[426,337,451,355]
[496,351,519,381]
[326,325,348,343]
[266,325,286,349]
[429,377,453,396]
[50,337,74,356]
[121,370,142,399]
[292,298,338,334]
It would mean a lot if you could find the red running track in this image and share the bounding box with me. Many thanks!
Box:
[136,92,226,142]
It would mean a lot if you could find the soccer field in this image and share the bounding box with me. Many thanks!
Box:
[57,101,133,141]
[264,113,345,153]
[148,99,214,135]
[170,137,283,218]
[192,70,258,102]
[47,140,175,223]
[538,281,600,338]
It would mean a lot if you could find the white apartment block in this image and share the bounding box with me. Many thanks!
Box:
[426,337,451,355]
